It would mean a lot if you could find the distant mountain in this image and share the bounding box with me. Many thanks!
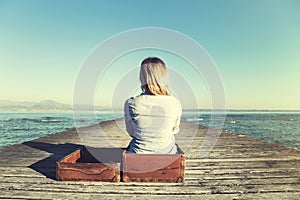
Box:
[0,100,110,111]
[0,100,35,111]
[0,100,35,106]
[29,100,71,111]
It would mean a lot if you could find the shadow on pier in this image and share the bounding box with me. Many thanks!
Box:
[24,141,123,180]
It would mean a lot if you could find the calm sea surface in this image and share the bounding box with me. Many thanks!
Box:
[0,111,299,149]
[0,112,122,147]
[183,110,300,149]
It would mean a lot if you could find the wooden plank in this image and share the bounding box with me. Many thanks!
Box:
[1,176,299,188]
[0,181,300,195]
[0,192,299,200]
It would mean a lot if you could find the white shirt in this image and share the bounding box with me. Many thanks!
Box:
[124,93,182,154]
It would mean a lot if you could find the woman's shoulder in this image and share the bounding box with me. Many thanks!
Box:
[133,94,180,105]
[126,93,180,102]
[125,94,181,114]
[124,96,135,107]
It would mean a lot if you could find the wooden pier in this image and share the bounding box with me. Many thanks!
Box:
[0,119,299,199]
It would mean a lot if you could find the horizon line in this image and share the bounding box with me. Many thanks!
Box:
[1,99,299,111]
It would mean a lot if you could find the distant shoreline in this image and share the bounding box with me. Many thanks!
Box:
[1,99,300,112]
[1,109,300,113]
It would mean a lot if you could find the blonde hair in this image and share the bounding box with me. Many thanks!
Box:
[139,57,168,95]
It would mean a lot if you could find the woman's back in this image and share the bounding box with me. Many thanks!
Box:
[125,94,181,154]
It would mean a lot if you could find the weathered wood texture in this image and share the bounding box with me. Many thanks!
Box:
[0,119,299,199]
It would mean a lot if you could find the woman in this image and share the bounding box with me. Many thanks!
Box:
[124,57,182,154]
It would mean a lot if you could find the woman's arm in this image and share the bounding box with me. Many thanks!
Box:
[172,116,181,134]
[172,99,182,134]
[124,99,136,137]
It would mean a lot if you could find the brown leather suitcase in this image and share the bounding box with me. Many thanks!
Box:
[122,147,185,182]
[56,148,120,182]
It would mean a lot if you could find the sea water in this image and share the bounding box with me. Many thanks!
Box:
[0,111,299,149]
[183,110,300,149]
[0,112,122,147]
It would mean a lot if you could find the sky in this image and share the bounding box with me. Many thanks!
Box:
[0,0,299,110]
